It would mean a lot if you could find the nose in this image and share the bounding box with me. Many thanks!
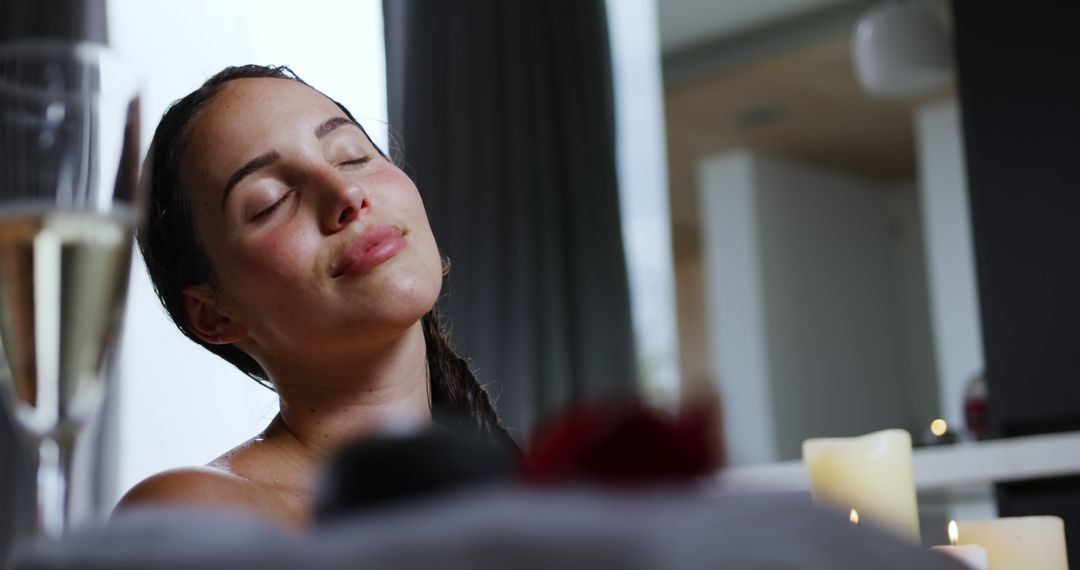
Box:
[316,168,369,233]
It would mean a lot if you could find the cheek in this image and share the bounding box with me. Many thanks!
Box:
[415,223,445,307]
[216,228,324,343]
[398,198,442,284]
[225,227,317,294]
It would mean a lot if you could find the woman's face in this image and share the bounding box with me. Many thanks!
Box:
[180,77,443,361]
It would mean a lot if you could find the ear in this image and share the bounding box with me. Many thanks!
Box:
[182,285,248,345]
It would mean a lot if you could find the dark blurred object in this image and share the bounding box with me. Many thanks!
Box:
[313,426,516,523]
[963,371,989,440]
[955,0,1080,440]
[522,399,720,487]
[0,0,107,44]
[0,410,33,567]
[953,0,1080,558]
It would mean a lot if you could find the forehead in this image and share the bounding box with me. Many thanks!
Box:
[195,77,340,136]
[183,78,343,188]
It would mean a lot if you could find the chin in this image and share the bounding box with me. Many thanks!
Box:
[367,274,442,326]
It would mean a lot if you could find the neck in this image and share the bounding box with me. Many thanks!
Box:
[261,320,432,459]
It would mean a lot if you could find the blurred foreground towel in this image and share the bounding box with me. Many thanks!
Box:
[15,488,964,569]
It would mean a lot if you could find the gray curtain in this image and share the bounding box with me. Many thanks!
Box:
[384,0,637,439]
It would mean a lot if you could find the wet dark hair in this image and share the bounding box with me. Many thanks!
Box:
[137,65,513,446]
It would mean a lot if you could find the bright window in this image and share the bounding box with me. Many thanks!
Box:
[607,0,682,404]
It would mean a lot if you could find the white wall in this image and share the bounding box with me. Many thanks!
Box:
[753,155,910,459]
[886,182,942,431]
[698,152,776,464]
[915,99,984,430]
[106,0,387,507]
[699,151,926,463]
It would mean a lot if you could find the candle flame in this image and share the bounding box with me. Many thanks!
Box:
[948,520,959,547]
[931,419,949,437]
[850,509,859,525]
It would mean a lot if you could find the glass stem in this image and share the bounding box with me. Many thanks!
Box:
[36,433,74,539]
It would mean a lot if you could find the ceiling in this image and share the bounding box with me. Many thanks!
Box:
[657,0,853,54]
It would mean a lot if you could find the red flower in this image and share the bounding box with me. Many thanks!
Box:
[522,397,723,487]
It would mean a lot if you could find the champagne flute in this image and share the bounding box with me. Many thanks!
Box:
[0,41,140,539]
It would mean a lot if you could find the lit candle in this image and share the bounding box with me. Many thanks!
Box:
[958,516,1068,570]
[931,520,988,570]
[802,429,920,542]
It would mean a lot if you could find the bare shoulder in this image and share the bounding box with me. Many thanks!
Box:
[114,425,313,528]
[114,465,255,512]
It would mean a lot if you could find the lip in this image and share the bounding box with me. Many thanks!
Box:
[332,224,407,278]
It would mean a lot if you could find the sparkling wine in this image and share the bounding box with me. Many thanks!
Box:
[0,210,132,438]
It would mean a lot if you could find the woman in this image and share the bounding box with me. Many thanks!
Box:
[116,65,512,528]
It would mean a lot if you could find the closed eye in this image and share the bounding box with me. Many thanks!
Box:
[337,155,372,168]
[251,190,293,221]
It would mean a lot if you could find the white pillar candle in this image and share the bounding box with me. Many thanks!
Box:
[958,516,1069,570]
[931,521,989,570]
[802,429,920,542]
[931,545,990,570]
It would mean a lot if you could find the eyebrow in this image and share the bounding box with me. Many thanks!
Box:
[315,116,360,139]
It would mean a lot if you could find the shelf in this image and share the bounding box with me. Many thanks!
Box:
[715,430,1080,494]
